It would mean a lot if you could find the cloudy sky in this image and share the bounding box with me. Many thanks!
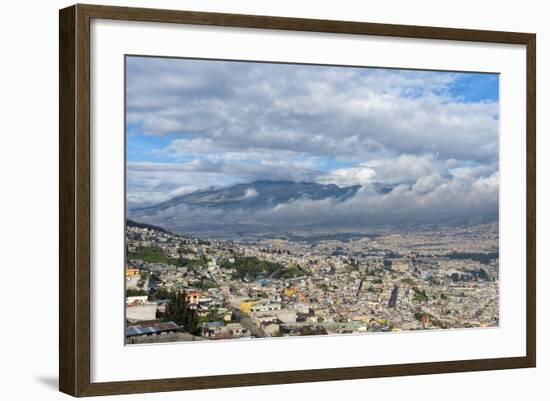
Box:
[126,56,499,225]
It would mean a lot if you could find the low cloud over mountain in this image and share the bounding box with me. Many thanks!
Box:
[129,176,498,235]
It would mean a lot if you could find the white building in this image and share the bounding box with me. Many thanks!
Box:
[126,303,157,323]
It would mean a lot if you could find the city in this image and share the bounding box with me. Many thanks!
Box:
[125,220,499,344]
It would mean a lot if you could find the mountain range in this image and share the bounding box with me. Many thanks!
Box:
[128,180,362,235]
[132,180,361,214]
[127,180,498,237]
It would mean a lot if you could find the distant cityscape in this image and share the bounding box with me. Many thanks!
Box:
[125,220,499,343]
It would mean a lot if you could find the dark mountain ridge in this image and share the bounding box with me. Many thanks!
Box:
[132,180,361,213]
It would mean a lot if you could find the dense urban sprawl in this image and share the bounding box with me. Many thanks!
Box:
[125,222,499,343]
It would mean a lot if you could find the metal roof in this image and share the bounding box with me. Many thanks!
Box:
[126,321,181,337]
[203,321,225,328]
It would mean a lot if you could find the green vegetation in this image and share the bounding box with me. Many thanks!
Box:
[126,219,170,234]
[371,278,383,285]
[197,308,223,325]
[197,279,220,290]
[137,272,148,289]
[473,267,490,281]
[295,325,328,336]
[412,287,429,302]
[180,255,208,271]
[126,288,147,297]
[128,246,179,265]
[414,310,446,328]
[163,291,200,335]
[279,265,308,278]
[206,308,221,322]
[401,277,415,286]
[127,246,209,270]
[229,256,304,280]
[414,311,434,321]
[446,251,498,264]
[440,293,448,300]
[219,258,234,269]
[149,287,171,301]
[345,258,360,271]
[431,320,448,329]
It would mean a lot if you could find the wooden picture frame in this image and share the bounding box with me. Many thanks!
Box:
[59,3,536,397]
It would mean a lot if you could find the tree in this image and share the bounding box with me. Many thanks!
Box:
[126,288,147,296]
[412,286,429,302]
[206,308,219,322]
[150,287,171,301]
[164,291,200,334]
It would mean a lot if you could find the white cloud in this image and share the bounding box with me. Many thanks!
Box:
[250,170,498,228]
[125,57,499,224]
[244,188,258,198]
[318,165,375,186]
[127,57,499,163]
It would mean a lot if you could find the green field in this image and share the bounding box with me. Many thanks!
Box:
[127,246,179,265]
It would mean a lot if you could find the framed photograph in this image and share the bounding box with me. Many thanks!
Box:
[59,4,536,397]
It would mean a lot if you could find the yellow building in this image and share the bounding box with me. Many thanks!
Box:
[352,315,371,324]
[126,267,140,278]
[283,288,298,297]
[239,300,259,315]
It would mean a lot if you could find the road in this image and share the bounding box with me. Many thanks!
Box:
[232,307,265,338]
